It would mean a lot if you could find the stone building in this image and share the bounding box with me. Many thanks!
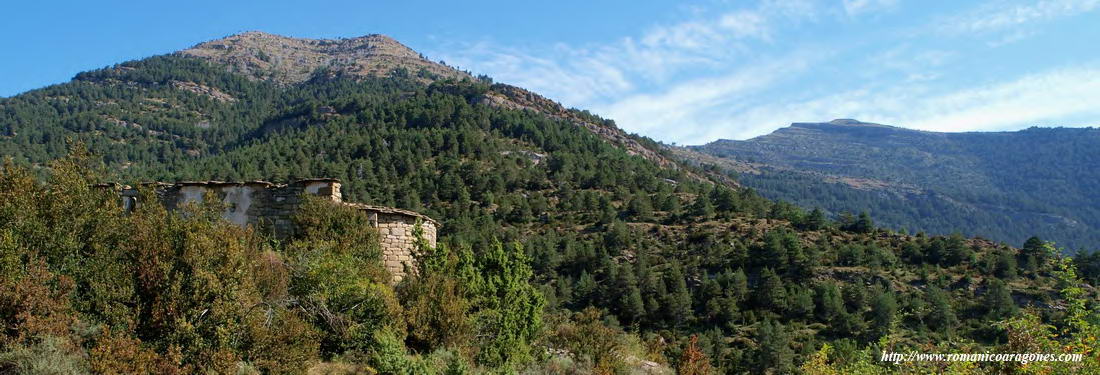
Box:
[106,179,436,281]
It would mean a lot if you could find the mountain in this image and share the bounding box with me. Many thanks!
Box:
[0,31,689,183]
[2,34,1098,374]
[688,119,1100,250]
[178,31,468,84]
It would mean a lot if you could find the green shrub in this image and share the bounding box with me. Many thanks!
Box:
[0,336,89,375]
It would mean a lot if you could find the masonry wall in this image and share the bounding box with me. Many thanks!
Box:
[373,211,438,281]
[113,179,436,282]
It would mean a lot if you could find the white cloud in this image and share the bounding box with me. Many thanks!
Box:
[594,57,813,142]
[441,42,634,105]
[986,29,1039,47]
[435,1,823,107]
[685,64,1100,143]
[843,0,900,16]
[905,65,1100,131]
[871,45,955,75]
[940,0,1100,34]
[641,11,770,50]
[434,1,1100,145]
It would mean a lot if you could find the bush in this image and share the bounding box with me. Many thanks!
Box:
[0,336,89,375]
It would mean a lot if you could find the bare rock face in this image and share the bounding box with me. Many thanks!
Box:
[179,31,467,84]
[169,80,236,102]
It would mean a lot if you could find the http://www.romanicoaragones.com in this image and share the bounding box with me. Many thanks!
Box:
[881,351,1084,364]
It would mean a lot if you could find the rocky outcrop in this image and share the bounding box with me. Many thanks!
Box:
[179,31,468,85]
[169,80,237,102]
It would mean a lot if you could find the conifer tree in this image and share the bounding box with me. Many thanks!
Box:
[664,265,694,327]
[726,268,749,303]
[925,287,957,337]
[756,268,788,314]
[815,283,845,323]
[983,279,1016,319]
[626,192,654,221]
[869,289,897,338]
[615,266,646,325]
[755,319,794,373]
[1020,236,1047,272]
[994,249,1018,279]
[801,208,826,230]
[690,195,715,220]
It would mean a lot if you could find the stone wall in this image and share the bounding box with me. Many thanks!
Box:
[108,179,436,282]
[346,204,439,280]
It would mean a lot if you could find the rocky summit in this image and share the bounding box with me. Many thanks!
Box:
[179,31,468,84]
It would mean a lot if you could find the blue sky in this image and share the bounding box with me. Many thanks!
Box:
[3,0,1099,144]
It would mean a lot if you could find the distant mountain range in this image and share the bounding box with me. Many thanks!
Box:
[686,119,1100,250]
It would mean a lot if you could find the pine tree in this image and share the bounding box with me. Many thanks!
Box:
[786,285,815,318]
[852,211,874,233]
[984,279,1017,319]
[574,271,597,307]
[869,289,897,338]
[690,195,715,219]
[925,287,957,336]
[615,266,646,325]
[756,231,789,271]
[1020,236,1047,272]
[800,208,826,230]
[755,319,794,373]
[815,283,845,323]
[700,277,724,323]
[756,268,788,314]
[994,249,1018,279]
[726,268,749,303]
[709,187,739,213]
[625,192,654,221]
[659,191,682,213]
[664,265,694,327]
[943,234,974,266]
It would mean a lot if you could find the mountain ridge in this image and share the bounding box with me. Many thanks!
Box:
[688,119,1100,249]
[177,31,468,84]
[183,32,704,181]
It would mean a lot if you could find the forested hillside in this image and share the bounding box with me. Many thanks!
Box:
[689,119,1100,251]
[2,33,1099,374]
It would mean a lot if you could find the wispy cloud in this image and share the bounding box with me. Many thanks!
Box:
[842,0,901,16]
[435,0,1100,145]
[437,1,822,105]
[939,0,1100,34]
[905,65,1100,131]
[445,42,635,106]
[708,64,1100,141]
[640,10,771,50]
[595,55,817,143]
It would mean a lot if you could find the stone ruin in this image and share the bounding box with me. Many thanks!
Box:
[101,179,437,282]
